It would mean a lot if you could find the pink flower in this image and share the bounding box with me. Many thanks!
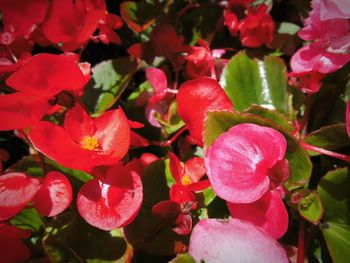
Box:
[189,218,288,263]
[205,123,289,203]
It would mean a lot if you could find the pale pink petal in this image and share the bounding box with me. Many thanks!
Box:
[227,191,289,239]
[320,0,350,20]
[189,218,288,263]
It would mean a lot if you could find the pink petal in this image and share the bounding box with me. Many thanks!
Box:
[291,41,350,74]
[32,171,72,217]
[227,191,289,239]
[320,0,350,20]
[0,173,41,221]
[177,77,234,147]
[189,218,288,263]
[146,67,168,94]
[205,123,287,203]
[77,163,143,230]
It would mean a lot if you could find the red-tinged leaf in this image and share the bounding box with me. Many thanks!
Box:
[0,0,48,38]
[173,213,192,235]
[77,163,143,230]
[127,42,155,64]
[0,93,51,131]
[346,100,350,138]
[152,200,180,218]
[32,171,73,217]
[189,218,288,263]
[6,54,89,97]
[120,1,156,33]
[205,123,287,203]
[177,77,234,147]
[0,173,41,221]
[169,152,183,184]
[227,191,289,239]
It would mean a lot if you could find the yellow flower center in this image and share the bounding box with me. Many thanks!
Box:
[81,136,99,151]
[181,175,192,186]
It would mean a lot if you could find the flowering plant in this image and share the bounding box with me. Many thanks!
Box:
[0,0,349,262]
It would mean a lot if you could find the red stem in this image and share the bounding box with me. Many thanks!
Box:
[151,125,188,147]
[297,219,305,263]
[300,141,350,163]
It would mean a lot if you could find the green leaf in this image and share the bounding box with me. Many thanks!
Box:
[304,124,350,156]
[170,253,195,263]
[43,212,129,263]
[124,159,189,255]
[277,22,300,35]
[83,58,138,114]
[8,156,44,177]
[10,208,45,232]
[298,191,324,224]
[317,167,350,263]
[221,51,288,114]
[204,111,312,190]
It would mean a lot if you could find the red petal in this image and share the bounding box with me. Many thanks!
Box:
[0,235,31,263]
[168,152,183,184]
[152,200,180,218]
[0,173,41,221]
[177,77,233,146]
[172,213,192,235]
[170,184,196,204]
[130,131,149,147]
[64,104,96,142]
[32,171,72,217]
[93,108,130,160]
[6,54,89,97]
[184,157,206,183]
[189,218,288,263]
[0,93,51,131]
[77,163,143,230]
[205,123,287,203]
[227,191,289,239]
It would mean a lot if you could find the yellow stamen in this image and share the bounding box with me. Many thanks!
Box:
[81,136,99,151]
[181,175,192,186]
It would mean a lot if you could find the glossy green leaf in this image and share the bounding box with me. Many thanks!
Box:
[170,253,195,263]
[298,191,324,224]
[204,111,312,190]
[10,208,45,232]
[43,212,129,263]
[83,58,138,114]
[124,159,189,255]
[221,51,288,114]
[317,167,350,263]
[304,124,350,156]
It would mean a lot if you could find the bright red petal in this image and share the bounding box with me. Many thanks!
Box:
[168,152,183,184]
[177,77,233,146]
[227,191,289,239]
[189,218,288,263]
[6,53,89,96]
[0,93,51,131]
[184,157,206,183]
[64,104,96,142]
[205,123,287,203]
[77,163,143,230]
[32,171,72,217]
[0,173,41,221]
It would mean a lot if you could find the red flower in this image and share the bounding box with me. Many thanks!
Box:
[77,162,143,230]
[0,224,32,263]
[0,172,41,221]
[239,4,275,48]
[29,104,130,172]
[205,123,289,203]
[177,77,234,147]
[6,53,89,97]
[32,171,72,217]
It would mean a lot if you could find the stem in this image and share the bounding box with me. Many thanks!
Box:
[297,219,305,263]
[299,95,312,136]
[300,141,350,163]
[151,125,188,147]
